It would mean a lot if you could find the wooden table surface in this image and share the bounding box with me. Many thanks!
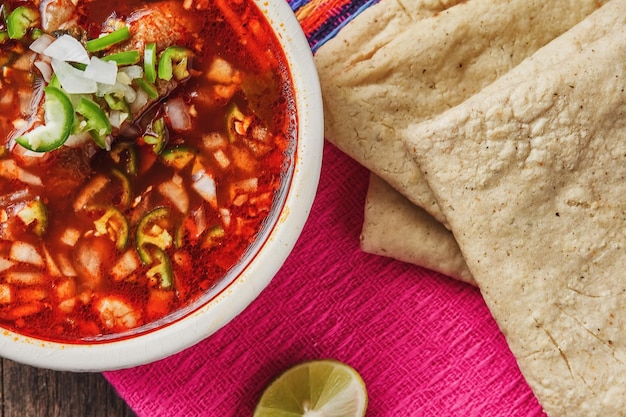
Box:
[1,359,137,416]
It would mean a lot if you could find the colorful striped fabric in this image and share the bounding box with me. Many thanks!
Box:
[289,0,379,52]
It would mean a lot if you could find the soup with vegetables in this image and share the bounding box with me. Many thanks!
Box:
[0,0,296,342]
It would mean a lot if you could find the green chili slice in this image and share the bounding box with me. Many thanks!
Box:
[104,93,131,115]
[143,116,168,154]
[30,27,43,39]
[202,225,225,249]
[161,145,197,170]
[146,247,173,289]
[136,206,173,264]
[15,87,74,152]
[85,27,131,52]
[157,46,191,81]
[144,42,157,83]
[48,73,61,89]
[134,78,159,100]
[225,102,246,143]
[102,50,141,65]
[110,141,138,176]
[6,6,39,40]
[16,199,48,237]
[75,97,112,149]
[92,206,130,251]
[111,168,133,210]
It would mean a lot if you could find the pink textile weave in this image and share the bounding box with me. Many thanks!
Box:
[104,143,546,416]
[104,1,548,415]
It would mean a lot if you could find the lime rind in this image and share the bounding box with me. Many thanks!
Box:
[254,360,367,417]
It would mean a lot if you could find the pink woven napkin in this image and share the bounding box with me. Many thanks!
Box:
[104,142,546,416]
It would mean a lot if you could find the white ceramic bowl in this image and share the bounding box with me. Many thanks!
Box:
[0,0,323,372]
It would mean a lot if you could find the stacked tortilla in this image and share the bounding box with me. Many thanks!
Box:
[315,0,626,415]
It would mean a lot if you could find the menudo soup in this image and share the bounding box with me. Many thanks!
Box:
[0,0,296,342]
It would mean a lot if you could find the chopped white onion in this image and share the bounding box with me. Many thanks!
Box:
[206,57,239,84]
[84,56,118,85]
[63,131,92,148]
[233,177,258,194]
[96,80,136,103]
[191,171,217,208]
[0,284,11,304]
[20,148,47,159]
[5,271,46,285]
[75,240,104,283]
[42,244,63,277]
[56,253,78,277]
[108,110,129,129]
[0,258,16,273]
[73,175,109,212]
[29,33,55,54]
[116,72,131,86]
[130,88,149,114]
[118,65,143,80]
[0,160,42,186]
[122,83,137,103]
[213,149,230,169]
[43,34,90,65]
[95,296,139,329]
[0,189,31,205]
[202,132,228,150]
[165,97,192,132]
[110,250,140,281]
[60,228,81,247]
[24,76,45,120]
[192,206,207,238]
[9,241,44,267]
[219,208,231,228]
[158,178,189,213]
[95,81,122,96]
[34,60,53,82]
[51,58,97,94]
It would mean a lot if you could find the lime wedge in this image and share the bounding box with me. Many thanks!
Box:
[254,360,368,417]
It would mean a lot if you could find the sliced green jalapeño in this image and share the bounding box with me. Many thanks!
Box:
[143,42,157,83]
[157,46,191,81]
[15,87,74,152]
[92,206,130,251]
[75,97,112,149]
[85,27,131,52]
[136,206,173,264]
[102,50,141,65]
[146,247,173,289]
[7,6,39,40]
[143,116,168,154]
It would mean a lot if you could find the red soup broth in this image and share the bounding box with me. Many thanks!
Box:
[0,0,296,342]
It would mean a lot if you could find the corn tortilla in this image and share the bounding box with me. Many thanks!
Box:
[361,174,474,284]
[315,0,608,225]
[402,2,626,415]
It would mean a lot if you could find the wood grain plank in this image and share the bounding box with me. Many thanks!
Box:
[2,359,137,417]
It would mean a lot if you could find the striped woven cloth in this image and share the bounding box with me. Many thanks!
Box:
[289,0,378,51]
[104,1,546,416]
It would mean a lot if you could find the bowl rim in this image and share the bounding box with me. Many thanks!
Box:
[0,0,323,372]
